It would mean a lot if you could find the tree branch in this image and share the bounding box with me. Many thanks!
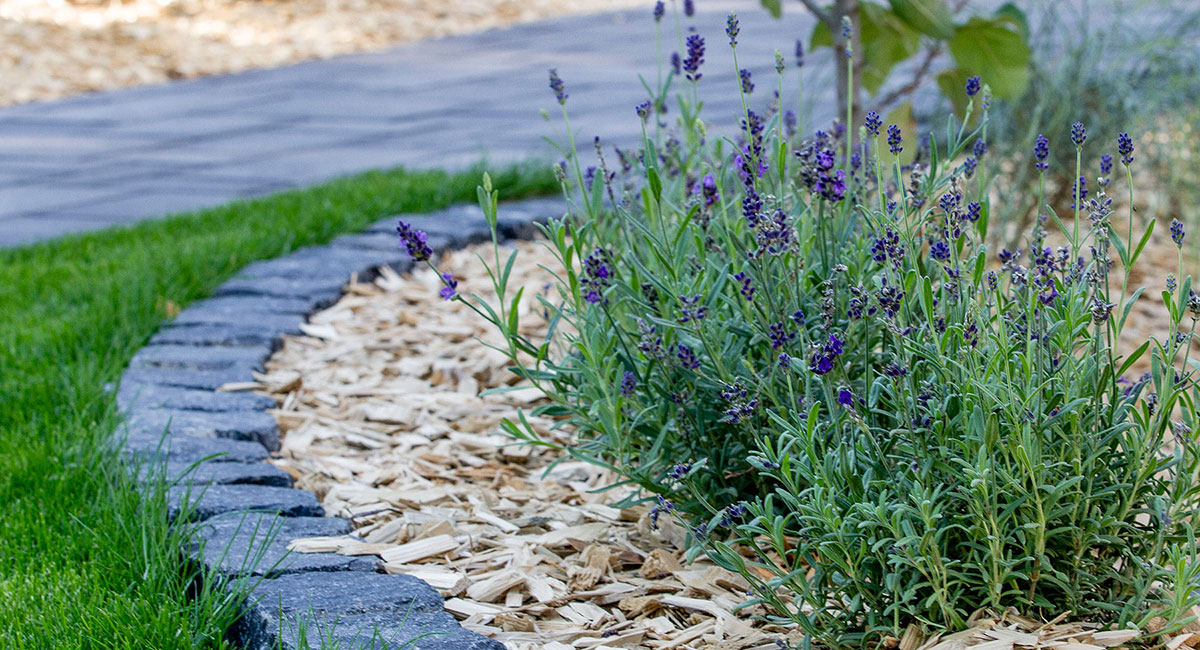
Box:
[796,0,835,30]
[872,43,942,113]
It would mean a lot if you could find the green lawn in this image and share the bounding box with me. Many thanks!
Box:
[0,163,554,649]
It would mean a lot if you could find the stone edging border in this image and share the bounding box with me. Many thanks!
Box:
[115,197,566,650]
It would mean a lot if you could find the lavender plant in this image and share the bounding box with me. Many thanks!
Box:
[398,5,1200,647]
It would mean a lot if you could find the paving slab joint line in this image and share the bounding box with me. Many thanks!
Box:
[111,197,563,650]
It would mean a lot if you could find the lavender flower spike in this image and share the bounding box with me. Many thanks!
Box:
[1172,218,1186,247]
[887,124,903,155]
[795,39,805,68]
[1034,134,1049,171]
[653,0,665,23]
[738,69,753,94]
[864,111,881,136]
[726,13,739,47]
[439,273,458,301]
[1118,132,1134,165]
[1071,122,1086,149]
[397,220,433,262]
[965,75,981,97]
[684,0,694,17]
[548,68,567,105]
[683,34,706,82]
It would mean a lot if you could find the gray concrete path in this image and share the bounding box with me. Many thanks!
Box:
[1,0,830,247]
[1,0,1184,247]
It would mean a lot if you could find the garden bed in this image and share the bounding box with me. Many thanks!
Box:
[240,236,1194,650]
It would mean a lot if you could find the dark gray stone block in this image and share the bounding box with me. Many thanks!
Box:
[138,458,293,488]
[150,324,290,347]
[125,408,280,450]
[129,343,272,371]
[330,232,408,253]
[169,310,306,331]
[121,432,269,465]
[121,366,256,391]
[193,513,377,578]
[214,276,346,305]
[178,295,313,317]
[117,383,276,413]
[271,611,503,650]
[168,484,323,521]
[237,245,405,281]
[232,573,451,650]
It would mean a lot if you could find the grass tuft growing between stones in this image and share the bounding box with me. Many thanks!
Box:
[0,162,555,649]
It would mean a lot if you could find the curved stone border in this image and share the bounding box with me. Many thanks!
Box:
[116,197,565,650]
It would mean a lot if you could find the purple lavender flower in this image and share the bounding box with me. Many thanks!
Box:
[837,387,855,409]
[1168,274,1178,294]
[1172,218,1186,247]
[620,370,637,396]
[675,343,701,369]
[670,51,681,76]
[884,363,907,377]
[795,39,804,67]
[768,322,793,349]
[396,220,433,262]
[581,247,613,303]
[693,172,719,207]
[726,13,739,46]
[1071,175,1088,210]
[734,271,755,301]
[778,353,791,370]
[678,295,707,322]
[792,309,806,324]
[1100,153,1113,176]
[684,0,694,17]
[548,68,567,105]
[635,101,651,121]
[887,124,903,155]
[864,110,881,136]
[930,241,951,261]
[973,138,987,158]
[939,191,961,214]
[1071,122,1086,149]
[1034,134,1049,171]
[808,333,844,375]
[965,201,982,222]
[1118,132,1134,165]
[840,17,852,56]
[774,50,785,74]
[738,68,753,94]
[439,273,458,301]
[962,156,978,179]
[668,463,690,480]
[965,75,981,97]
[653,0,665,22]
[815,169,846,202]
[683,34,705,81]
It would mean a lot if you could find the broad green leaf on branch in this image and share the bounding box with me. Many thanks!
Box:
[810,3,922,94]
[759,0,782,19]
[889,0,954,39]
[947,17,1031,99]
[992,1,1030,41]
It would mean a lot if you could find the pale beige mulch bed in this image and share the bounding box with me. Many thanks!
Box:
[0,0,644,107]
[240,237,1191,649]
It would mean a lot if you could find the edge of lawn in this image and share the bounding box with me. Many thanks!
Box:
[0,160,556,649]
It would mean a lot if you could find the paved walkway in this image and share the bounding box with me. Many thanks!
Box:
[1,0,833,247]
[1,0,1183,247]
